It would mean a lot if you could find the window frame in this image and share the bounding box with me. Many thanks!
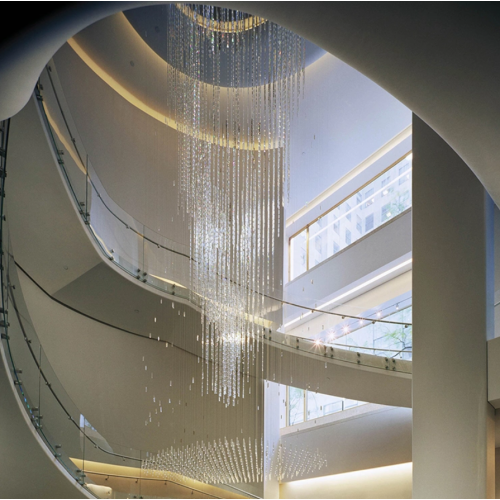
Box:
[288,151,412,281]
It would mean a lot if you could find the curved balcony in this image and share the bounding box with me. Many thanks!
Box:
[35,61,413,382]
[1,53,416,500]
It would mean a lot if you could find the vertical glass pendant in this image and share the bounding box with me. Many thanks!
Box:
[167,4,304,405]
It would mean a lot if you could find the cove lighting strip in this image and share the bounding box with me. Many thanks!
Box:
[286,126,412,227]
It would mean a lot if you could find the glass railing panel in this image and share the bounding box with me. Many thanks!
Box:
[4,309,43,428]
[284,295,413,361]
[79,437,144,499]
[289,228,307,281]
[36,85,88,210]
[288,386,305,425]
[306,391,343,420]
[326,320,377,356]
[84,436,143,469]
[39,65,90,161]
[372,308,413,360]
[290,153,412,281]
[86,173,145,279]
[37,346,85,483]
[142,226,191,301]
[330,305,413,360]
[4,249,43,428]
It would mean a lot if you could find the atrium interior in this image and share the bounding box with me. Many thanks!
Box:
[0,3,500,499]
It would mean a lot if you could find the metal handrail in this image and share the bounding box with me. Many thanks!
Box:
[82,471,221,499]
[39,65,412,329]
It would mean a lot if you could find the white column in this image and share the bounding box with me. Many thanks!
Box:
[412,115,495,498]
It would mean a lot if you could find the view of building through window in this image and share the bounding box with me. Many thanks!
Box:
[317,299,412,360]
[290,153,412,280]
[281,297,411,428]
[283,386,367,428]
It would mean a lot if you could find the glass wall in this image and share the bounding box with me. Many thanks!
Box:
[289,153,412,280]
[282,386,366,428]
[318,300,413,360]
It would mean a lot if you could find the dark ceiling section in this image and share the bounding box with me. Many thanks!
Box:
[0,2,72,50]
[123,4,326,87]
[1,3,500,207]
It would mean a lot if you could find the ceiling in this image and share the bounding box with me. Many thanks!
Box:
[123,4,326,88]
[47,10,409,242]
[1,3,499,213]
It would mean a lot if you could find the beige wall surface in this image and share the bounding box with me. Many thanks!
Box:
[279,463,412,499]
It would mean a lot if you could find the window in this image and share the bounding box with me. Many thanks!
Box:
[364,188,374,208]
[288,153,412,280]
[399,162,410,185]
[288,387,305,425]
[365,213,374,232]
[289,228,307,280]
[307,391,343,420]
[314,235,323,252]
[356,215,362,234]
[345,229,351,245]
[345,202,351,221]
[381,175,392,197]
[381,203,392,222]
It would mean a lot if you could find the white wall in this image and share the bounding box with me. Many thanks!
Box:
[288,53,411,217]
[0,345,90,499]
[412,114,494,498]
[281,405,412,481]
[285,212,411,310]
[280,463,412,499]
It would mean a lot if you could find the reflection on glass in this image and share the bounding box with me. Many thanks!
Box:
[288,387,305,425]
[307,391,343,420]
[289,154,412,279]
[287,386,366,426]
[36,74,194,306]
[329,305,412,360]
[290,228,307,280]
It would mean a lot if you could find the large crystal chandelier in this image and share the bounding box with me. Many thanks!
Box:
[168,4,305,403]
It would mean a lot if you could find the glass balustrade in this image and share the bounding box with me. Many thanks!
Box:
[307,297,413,360]
[35,65,413,370]
[37,67,193,307]
[289,153,412,281]
[0,74,415,499]
[1,223,250,499]
[281,384,367,429]
[0,110,259,499]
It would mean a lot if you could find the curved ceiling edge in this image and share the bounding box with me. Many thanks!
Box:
[68,11,293,150]
[123,5,326,88]
[1,3,499,208]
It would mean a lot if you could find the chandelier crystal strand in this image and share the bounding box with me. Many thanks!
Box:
[142,439,326,484]
[169,4,305,404]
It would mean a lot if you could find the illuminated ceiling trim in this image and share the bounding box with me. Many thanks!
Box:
[67,26,275,150]
[176,4,266,33]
